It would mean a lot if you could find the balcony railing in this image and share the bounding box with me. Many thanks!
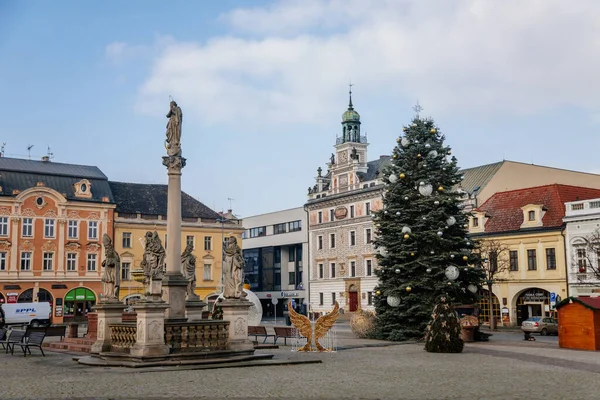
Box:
[336,136,368,145]
[570,272,600,282]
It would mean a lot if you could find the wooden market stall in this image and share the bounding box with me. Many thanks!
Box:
[556,296,600,351]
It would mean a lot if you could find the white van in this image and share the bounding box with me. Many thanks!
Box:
[1,302,51,327]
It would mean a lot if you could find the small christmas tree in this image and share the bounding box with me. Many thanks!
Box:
[424,296,464,353]
[372,108,484,341]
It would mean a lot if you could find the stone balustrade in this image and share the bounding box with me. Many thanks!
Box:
[109,323,137,351]
[165,321,229,353]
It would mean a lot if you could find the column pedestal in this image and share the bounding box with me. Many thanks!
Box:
[185,299,207,321]
[162,273,188,322]
[129,300,170,357]
[219,299,254,352]
[91,301,126,354]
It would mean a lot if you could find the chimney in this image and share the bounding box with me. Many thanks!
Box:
[227,209,232,214]
[41,156,50,162]
[380,155,387,159]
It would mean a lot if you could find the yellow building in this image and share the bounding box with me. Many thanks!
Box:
[108,182,244,303]
[468,184,600,327]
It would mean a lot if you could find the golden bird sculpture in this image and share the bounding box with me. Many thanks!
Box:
[288,300,340,352]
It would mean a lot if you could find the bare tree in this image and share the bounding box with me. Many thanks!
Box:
[477,239,511,331]
[572,228,600,281]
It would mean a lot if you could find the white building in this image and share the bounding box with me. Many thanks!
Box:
[241,207,308,317]
[563,198,600,297]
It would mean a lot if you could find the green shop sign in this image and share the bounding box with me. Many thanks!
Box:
[64,288,96,302]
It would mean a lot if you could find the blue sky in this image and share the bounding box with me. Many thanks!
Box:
[1,0,600,217]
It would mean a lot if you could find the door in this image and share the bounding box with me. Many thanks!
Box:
[518,304,529,325]
[349,292,358,312]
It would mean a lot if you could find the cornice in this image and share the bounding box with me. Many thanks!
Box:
[306,186,383,209]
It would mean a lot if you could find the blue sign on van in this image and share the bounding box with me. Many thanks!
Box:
[16,308,35,313]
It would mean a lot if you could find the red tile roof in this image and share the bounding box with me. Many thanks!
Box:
[475,184,600,233]
[577,297,600,310]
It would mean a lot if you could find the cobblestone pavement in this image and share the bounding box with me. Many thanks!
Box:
[2,341,600,399]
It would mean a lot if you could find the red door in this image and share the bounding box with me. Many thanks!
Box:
[349,292,358,312]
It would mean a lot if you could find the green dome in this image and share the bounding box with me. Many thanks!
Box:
[342,109,360,122]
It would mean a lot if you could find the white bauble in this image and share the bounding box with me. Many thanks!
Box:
[401,137,410,147]
[402,226,411,234]
[388,174,398,183]
[428,150,438,158]
[468,284,478,294]
[386,295,401,307]
[217,289,263,326]
[445,266,460,281]
[446,216,456,226]
[418,183,433,197]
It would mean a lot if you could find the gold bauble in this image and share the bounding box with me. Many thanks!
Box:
[417,153,422,158]
[393,154,397,159]
[403,234,410,239]
[430,128,437,134]
[399,173,406,179]
[462,255,468,261]
[447,150,452,155]
[406,286,412,292]
[396,138,400,143]
[410,252,415,256]
[375,290,381,296]
[403,127,407,132]
[437,186,444,192]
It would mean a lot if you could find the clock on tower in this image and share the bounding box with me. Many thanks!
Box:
[339,151,348,163]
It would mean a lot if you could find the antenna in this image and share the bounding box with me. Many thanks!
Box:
[227,197,235,210]
[27,144,34,160]
[0,142,5,157]
[46,146,54,160]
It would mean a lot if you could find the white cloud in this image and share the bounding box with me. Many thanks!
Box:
[105,42,127,60]
[133,0,600,127]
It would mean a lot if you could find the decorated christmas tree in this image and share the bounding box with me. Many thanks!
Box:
[424,296,464,353]
[372,107,484,342]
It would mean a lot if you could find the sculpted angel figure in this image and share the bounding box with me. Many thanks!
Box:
[165,100,183,156]
[181,243,198,299]
[101,234,120,301]
[140,231,166,286]
[223,236,247,299]
[288,300,340,352]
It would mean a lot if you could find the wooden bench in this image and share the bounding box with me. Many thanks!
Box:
[274,326,295,345]
[26,325,66,340]
[18,332,46,357]
[248,326,275,343]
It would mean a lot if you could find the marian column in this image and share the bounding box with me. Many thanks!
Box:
[161,100,188,322]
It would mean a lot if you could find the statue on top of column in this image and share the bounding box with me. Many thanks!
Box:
[222,236,247,300]
[101,234,120,301]
[165,99,183,157]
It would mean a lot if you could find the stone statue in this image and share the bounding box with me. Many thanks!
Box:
[307,186,312,194]
[317,167,322,177]
[351,147,357,160]
[181,243,198,300]
[223,236,247,299]
[165,100,183,157]
[101,234,120,301]
[330,153,335,165]
[140,231,166,288]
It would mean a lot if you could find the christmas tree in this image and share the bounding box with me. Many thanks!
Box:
[424,296,464,353]
[372,109,484,342]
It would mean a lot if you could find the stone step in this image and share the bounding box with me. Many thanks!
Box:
[45,342,92,353]
[61,337,96,345]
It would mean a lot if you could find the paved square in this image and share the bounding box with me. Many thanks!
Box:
[1,340,599,399]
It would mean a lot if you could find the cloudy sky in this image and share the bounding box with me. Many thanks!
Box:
[2,0,600,217]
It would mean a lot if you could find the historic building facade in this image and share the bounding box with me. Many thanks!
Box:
[469,184,600,326]
[109,182,244,304]
[0,157,115,324]
[306,92,384,314]
[241,207,308,317]
[563,197,600,297]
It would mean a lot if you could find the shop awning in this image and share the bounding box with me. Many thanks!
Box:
[64,288,96,302]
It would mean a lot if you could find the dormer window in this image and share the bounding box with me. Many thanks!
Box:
[528,210,535,221]
[74,179,92,199]
[472,217,479,227]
